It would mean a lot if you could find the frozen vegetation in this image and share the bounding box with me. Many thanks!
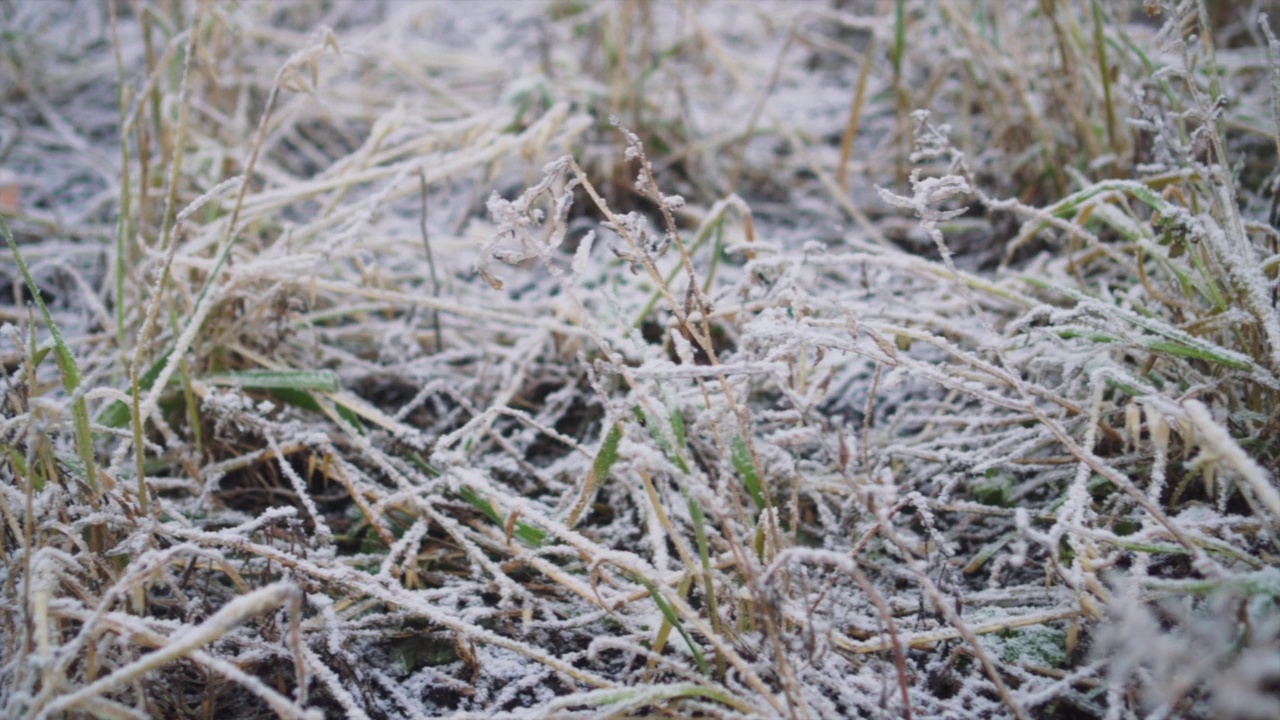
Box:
[2,1,1280,718]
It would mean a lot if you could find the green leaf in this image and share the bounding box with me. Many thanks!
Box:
[638,405,690,473]
[567,421,624,528]
[669,406,690,473]
[404,452,442,478]
[459,486,503,525]
[634,574,709,676]
[4,219,97,495]
[458,486,546,547]
[689,496,711,569]
[1145,339,1251,370]
[203,369,340,392]
[973,477,1013,508]
[1029,280,1260,373]
[265,388,366,433]
[1102,374,1144,397]
[731,434,765,511]
[593,422,624,482]
[1,444,39,491]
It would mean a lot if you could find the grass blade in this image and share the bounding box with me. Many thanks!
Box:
[567,421,623,528]
[731,434,765,511]
[634,574,710,676]
[459,486,546,547]
[4,219,99,500]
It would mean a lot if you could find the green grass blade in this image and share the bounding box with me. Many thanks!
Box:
[637,405,690,473]
[459,485,503,525]
[634,574,709,676]
[567,421,623,528]
[731,434,765,511]
[568,420,622,527]
[203,369,341,392]
[458,486,546,547]
[1026,278,1262,375]
[668,406,690,473]
[405,452,443,478]
[4,219,99,498]
[687,492,725,675]
[592,421,623,481]
[1145,339,1251,370]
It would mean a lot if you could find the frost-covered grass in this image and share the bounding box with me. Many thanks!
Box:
[2,1,1280,718]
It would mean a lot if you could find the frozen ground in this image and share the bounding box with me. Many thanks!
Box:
[3,1,1280,718]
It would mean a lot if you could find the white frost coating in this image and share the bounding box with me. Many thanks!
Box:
[1197,211,1280,372]
[39,582,299,718]
[1185,400,1280,526]
[1145,402,1171,505]
[8,3,1279,717]
[571,229,596,277]
[175,175,245,225]
[302,644,372,720]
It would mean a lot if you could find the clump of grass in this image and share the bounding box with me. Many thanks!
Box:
[2,1,1278,718]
